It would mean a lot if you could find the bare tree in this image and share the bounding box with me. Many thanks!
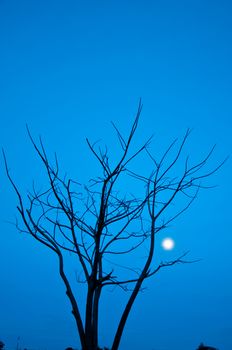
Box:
[3,101,225,350]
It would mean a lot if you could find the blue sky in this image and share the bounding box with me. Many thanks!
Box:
[0,1,231,349]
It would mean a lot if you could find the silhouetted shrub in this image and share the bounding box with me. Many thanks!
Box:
[197,343,218,350]
[0,341,5,350]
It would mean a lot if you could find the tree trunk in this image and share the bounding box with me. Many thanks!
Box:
[85,281,95,349]
[93,286,102,349]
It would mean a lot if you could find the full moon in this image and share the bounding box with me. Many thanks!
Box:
[161,237,175,250]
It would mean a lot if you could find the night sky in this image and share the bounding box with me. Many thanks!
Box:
[0,1,231,350]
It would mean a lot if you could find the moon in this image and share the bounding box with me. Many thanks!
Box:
[161,237,175,250]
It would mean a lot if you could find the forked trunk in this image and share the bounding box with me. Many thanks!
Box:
[84,280,102,350]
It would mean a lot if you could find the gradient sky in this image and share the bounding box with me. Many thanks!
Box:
[0,1,231,350]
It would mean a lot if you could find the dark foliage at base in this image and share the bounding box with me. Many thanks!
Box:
[197,343,218,350]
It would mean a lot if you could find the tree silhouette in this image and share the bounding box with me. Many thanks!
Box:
[4,102,225,350]
[0,341,5,350]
